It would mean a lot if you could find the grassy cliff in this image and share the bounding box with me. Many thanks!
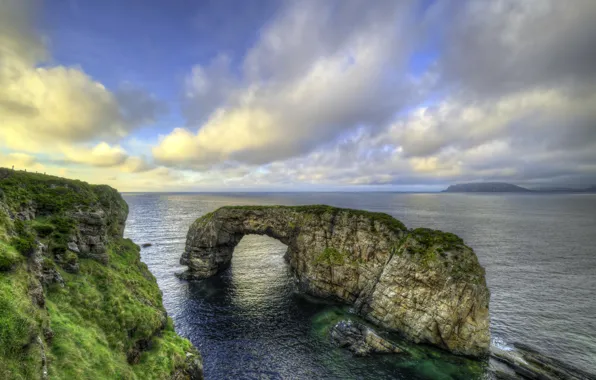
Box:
[0,168,202,380]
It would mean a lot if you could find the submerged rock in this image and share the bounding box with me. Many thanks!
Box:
[330,320,402,356]
[491,343,596,380]
[180,205,490,357]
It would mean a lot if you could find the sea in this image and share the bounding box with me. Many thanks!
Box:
[122,192,596,379]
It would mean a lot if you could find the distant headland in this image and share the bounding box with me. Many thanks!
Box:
[443,182,596,193]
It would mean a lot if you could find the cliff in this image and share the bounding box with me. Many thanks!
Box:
[0,168,203,380]
[443,182,531,193]
[180,205,490,357]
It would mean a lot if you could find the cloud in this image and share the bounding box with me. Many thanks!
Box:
[0,0,45,68]
[154,0,420,168]
[58,142,154,173]
[437,0,596,97]
[0,0,161,153]
[385,89,596,158]
[121,156,154,173]
[0,152,44,172]
[61,142,128,167]
[3,0,596,190]
[115,85,167,126]
[0,66,130,151]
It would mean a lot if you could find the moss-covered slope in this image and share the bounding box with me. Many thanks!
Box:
[0,168,202,380]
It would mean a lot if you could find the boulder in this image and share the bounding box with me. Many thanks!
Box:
[329,320,402,356]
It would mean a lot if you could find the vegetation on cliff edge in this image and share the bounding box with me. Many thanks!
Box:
[220,204,407,232]
[0,169,200,379]
[46,238,197,379]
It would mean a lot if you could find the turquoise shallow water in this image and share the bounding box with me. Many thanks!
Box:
[123,192,596,379]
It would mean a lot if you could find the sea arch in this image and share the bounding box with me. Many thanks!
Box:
[179,205,490,357]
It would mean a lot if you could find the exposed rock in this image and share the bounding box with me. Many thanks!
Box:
[54,251,79,273]
[16,200,36,220]
[36,335,48,380]
[141,243,152,248]
[491,344,596,380]
[171,351,204,380]
[28,242,47,306]
[329,320,402,356]
[67,241,80,253]
[180,205,490,357]
[69,207,126,264]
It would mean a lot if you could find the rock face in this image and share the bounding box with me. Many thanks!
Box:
[329,320,402,356]
[180,205,490,357]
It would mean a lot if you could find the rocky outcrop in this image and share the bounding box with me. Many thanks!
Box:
[0,169,203,380]
[491,343,596,380]
[180,205,490,357]
[329,320,402,356]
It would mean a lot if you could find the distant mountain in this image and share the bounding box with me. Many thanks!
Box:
[443,182,596,193]
[443,182,531,193]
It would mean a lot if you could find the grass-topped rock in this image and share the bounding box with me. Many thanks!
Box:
[180,204,490,357]
[0,168,203,380]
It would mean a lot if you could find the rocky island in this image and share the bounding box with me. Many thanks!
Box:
[0,168,203,380]
[443,182,531,193]
[180,205,490,357]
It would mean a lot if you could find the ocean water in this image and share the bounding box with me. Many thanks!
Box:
[122,193,596,379]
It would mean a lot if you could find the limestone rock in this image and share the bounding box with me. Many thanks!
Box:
[180,205,490,357]
[329,320,402,356]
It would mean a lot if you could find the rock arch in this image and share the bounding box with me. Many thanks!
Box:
[179,205,490,357]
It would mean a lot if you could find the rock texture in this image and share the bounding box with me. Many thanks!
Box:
[329,320,402,356]
[180,205,490,357]
[491,343,596,380]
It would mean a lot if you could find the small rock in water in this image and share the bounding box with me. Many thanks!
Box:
[329,320,402,356]
[141,243,152,248]
[490,343,596,380]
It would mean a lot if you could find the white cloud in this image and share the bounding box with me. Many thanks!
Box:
[0,0,163,156]
[61,142,128,167]
[0,152,44,172]
[154,0,419,168]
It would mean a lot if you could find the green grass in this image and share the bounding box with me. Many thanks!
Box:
[0,204,11,241]
[314,247,364,266]
[221,204,407,232]
[410,228,464,248]
[132,319,200,380]
[0,265,47,379]
[0,241,23,270]
[45,238,196,379]
[0,169,197,379]
[0,168,128,236]
[315,247,347,265]
[0,169,97,214]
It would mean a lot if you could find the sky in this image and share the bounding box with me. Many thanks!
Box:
[1,0,595,192]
